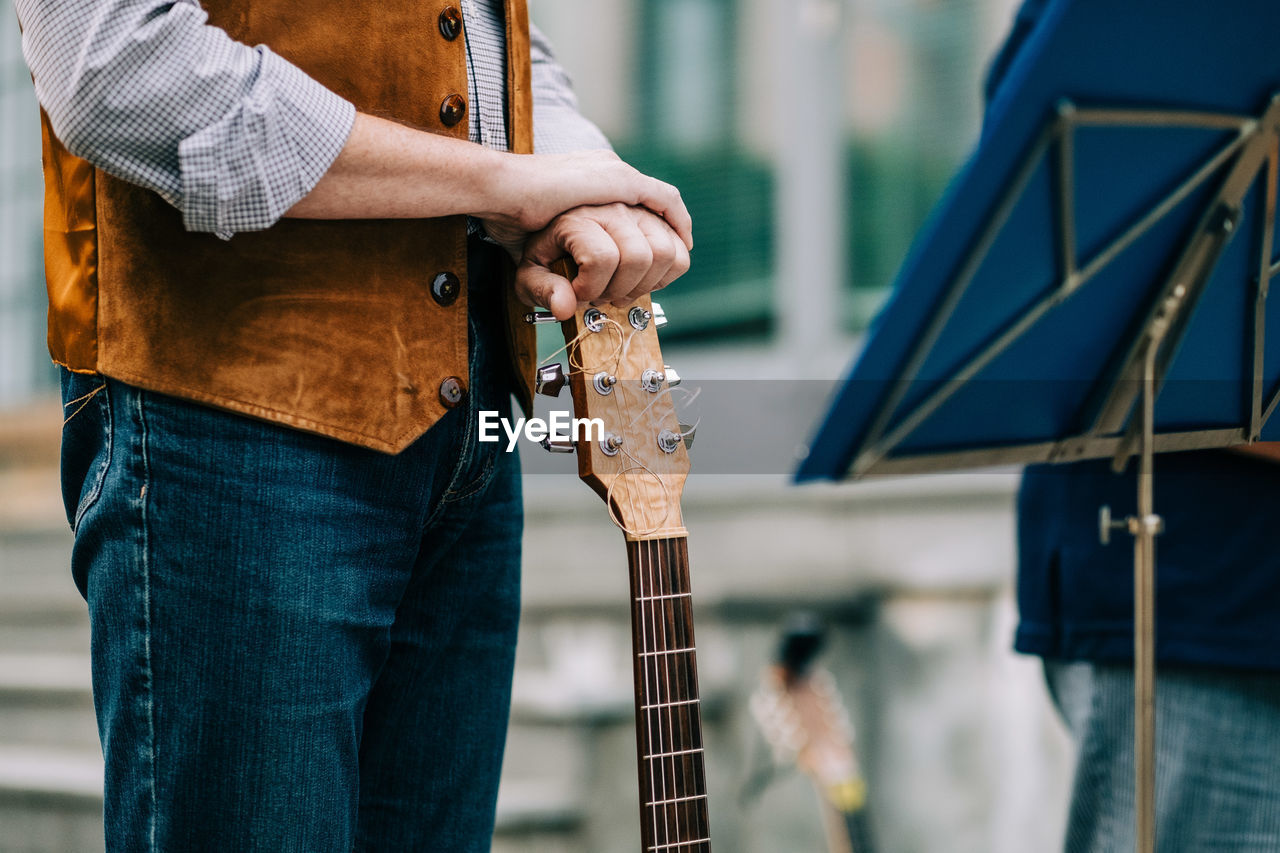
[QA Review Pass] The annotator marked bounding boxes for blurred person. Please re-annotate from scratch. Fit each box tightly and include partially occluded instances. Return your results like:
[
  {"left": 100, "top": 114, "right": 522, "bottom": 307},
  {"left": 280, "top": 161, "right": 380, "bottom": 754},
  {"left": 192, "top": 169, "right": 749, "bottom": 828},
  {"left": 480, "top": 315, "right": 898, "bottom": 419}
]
[
  {"left": 15, "top": 0, "right": 691, "bottom": 849},
  {"left": 991, "top": 2, "right": 1280, "bottom": 850}
]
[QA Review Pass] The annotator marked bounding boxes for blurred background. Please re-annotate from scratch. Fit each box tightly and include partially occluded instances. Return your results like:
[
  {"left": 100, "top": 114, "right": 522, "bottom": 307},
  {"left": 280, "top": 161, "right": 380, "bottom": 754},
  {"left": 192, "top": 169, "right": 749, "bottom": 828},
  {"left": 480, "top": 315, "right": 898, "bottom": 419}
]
[{"left": 0, "top": 0, "right": 1078, "bottom": 850}]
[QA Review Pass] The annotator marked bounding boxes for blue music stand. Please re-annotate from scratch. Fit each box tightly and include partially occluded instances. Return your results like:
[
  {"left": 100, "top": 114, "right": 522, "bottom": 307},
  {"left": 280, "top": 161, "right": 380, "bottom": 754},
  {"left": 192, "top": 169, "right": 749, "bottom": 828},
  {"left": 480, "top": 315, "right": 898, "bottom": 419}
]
[{"left": 796, "top": 3, "right": 1280, "bottom": 850}]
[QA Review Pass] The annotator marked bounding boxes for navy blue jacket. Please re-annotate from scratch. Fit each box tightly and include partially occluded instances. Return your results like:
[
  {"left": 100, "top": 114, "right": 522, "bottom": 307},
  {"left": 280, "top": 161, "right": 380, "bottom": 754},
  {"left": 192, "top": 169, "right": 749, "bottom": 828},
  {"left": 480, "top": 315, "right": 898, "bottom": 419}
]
[
  {"left": 991, "top": 1, "right": 1280, "bottom": 670},
  {"left": 1017, "top": 454, "right": 1280, "bottom": 670}
]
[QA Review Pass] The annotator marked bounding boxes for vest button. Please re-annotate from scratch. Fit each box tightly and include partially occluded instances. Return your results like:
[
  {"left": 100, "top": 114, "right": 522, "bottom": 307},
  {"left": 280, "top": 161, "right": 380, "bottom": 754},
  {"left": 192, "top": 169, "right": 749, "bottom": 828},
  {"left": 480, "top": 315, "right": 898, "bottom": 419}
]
[
  {"left": 440, "top": 94, "right": 467, "bottom": 128},
  {"left": 438, "top": 7, "right": 462, "bottom": 40},
  {"left": 430, "top": 272, "right": 461, "bottom": 306},
  {"left": 439, "top": 376, "right": 466, "bottom": 408}
]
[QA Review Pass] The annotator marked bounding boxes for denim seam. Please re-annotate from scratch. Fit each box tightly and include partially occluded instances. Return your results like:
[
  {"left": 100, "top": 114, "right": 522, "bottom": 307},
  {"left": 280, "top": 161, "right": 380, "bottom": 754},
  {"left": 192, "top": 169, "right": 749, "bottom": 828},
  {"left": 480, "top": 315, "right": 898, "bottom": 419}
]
[
  {"left": 436, "top": 314, "right": 498, "bottom": 508},
  {"left": 72, "top": 381, "right": 114, "bottom": 534},
  {"left": 440, "top": 407, "right": 477, "bottom": 494},
  {"left": 440, "top": 449, "right": 497, "bottom": 505},
  {"left": 133, "top": 388, "right": 159, "bottom": 852}
]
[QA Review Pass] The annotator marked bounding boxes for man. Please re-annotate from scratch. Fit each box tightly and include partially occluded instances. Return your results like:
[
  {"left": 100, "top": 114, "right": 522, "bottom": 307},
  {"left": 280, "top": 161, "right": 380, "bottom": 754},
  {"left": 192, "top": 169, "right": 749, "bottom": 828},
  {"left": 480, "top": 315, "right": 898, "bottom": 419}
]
[
  {"left": 16, "top": 0, "right": 691, "bottom": 849},
  {"left": 991, "top": 3, "right": 1280, "bottom": 850}
]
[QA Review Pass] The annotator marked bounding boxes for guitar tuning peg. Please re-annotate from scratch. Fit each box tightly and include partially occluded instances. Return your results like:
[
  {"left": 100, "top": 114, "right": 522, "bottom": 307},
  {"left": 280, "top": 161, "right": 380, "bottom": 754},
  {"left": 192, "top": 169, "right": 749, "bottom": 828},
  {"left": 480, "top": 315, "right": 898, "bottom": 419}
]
[
  {"left": 524, "top": 311, "right": 561, "bottom": 325},
  {"left": 536, "top": 363, "right": 567, "bottom": 397},
  {"left": 650, "top": 301, "right": 668, "bottom": 329},
  {"left": 663, "top": 365, "right": 681, "bottom": 387},
  {"left": 540, "top": 436, "right": 575, "bottom": 453},
  {"left": 679, "top": 421, "right": 696, "bottom": 450}
]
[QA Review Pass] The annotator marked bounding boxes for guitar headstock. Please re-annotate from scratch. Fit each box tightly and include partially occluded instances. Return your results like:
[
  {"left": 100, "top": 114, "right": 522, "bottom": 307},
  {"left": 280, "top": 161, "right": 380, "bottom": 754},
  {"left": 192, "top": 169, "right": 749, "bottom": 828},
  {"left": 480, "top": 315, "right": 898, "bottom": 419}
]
[
  {"left": 527, "top": 289, "right": 691, "bottom": 542},
  {"left": 750, "top": 621, "right": 866, "bottom": 816}
]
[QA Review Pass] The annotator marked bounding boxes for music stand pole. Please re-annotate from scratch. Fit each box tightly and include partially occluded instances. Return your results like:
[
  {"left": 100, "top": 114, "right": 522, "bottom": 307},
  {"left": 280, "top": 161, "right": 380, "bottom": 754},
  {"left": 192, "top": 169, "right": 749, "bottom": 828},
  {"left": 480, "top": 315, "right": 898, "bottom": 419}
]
[
  {"left": 1134, "top": 313, "right": 1166, "bottom": 853},
  {"left": 1107, "top": 230, "right": 1238, "bottom": 853},
  {"left": 1104, "top": 121, "right": 1267, "bottom": 850},
  {"left": 1105, "top": 288, "right": 1175, "bottom": 853}
]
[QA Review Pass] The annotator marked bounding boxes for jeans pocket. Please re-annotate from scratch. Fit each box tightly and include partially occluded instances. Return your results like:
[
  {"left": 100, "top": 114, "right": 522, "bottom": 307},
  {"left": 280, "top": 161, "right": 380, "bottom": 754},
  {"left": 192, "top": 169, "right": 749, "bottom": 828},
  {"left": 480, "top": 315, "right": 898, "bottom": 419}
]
[
  {"left": 441, "top": 444, "right": 499, "bottom": 504},
  {"left": 60, "top": 370, "right": 113, "bottom": 533}
]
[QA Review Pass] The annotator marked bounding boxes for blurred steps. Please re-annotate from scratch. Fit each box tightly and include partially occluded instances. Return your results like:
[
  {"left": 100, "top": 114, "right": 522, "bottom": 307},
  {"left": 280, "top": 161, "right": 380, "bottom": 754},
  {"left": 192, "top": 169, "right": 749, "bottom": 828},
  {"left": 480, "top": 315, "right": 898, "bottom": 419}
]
[
  {"left": 0, "top": 745, "right": 103, "bottom": 853},
  {"left": 0, "top": 654, "right": 97, "bottom": 753},
  {"left": 0, "top": 462, "right": 104, "bottom": 852}
]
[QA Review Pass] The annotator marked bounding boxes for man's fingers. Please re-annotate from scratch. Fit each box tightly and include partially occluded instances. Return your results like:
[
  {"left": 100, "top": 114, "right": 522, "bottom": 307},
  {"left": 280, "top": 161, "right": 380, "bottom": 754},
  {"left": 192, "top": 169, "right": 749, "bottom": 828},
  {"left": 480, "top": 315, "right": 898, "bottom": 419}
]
[
  {"left": 634, "top": 179, "right": 693, "bottom": 251},
  {"left": 597, "top": 212, "right": 655, "bottom": 305},
  {"left": 515, "top": 260, "right": 577, "bottom": 321},
  {"left": 659, "top": 230, "right": 691, "bottom": 288},
  {"left": 518, "top": 201, "right": 692, "bottom": 319},
  {"left": 559, "top": 218, "right": 620, "bottom": 304},
  {"left": 615, "top": 211, "right": 679, "bottom": 306},
  {"left": 524, "top": 215, "right": 618, "bottom": 305}
]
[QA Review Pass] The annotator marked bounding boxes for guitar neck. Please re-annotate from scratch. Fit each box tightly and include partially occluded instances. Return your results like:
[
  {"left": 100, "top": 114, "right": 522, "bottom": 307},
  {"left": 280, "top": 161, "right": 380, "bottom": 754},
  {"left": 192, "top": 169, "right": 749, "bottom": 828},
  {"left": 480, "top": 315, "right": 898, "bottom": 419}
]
[
  {"left": 626, "top": 536, "right": 712, "bottom": 853},
  {"left": 840, "top": 806, "right": 876, "bottom": 853}
]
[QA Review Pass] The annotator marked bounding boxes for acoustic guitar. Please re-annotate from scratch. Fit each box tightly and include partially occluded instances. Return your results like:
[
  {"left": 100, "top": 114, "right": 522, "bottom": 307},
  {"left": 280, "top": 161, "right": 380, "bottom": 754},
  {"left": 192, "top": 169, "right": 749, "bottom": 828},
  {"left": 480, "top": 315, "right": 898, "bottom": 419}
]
[
  {"left": 526, "top": 293, "right": 711, "bottom": 852},
  {"left": 750, "top": 620, "right": 875, "bottom": 853}
]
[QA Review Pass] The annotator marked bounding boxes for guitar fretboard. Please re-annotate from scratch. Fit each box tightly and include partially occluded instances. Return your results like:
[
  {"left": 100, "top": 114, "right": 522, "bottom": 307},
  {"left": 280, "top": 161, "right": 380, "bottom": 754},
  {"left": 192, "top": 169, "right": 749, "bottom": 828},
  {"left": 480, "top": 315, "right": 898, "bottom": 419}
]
[{"left": 627, "top": 537, "right": 711, "bottom": 853}]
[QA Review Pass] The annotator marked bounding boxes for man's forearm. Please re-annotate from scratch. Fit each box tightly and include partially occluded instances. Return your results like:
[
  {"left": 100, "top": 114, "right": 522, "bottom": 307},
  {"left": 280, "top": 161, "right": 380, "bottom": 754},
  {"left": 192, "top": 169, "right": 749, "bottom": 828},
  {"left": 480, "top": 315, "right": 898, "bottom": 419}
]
[
  {"left": 287, "top": 113, "right": 692, "bottom": 249},
  {"left": 285, "top": 113, "right": 507, "bottom": 221}
]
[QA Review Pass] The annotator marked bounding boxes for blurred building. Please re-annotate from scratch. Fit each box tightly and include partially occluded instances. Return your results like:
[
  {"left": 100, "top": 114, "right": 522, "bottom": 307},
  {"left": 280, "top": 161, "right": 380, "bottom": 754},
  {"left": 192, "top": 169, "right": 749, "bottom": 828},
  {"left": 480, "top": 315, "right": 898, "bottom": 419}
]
[
  {"left": 0, "top": 8, "right": 49, "bottom": 407},
  {"left": 0, "top": 2, "right": 1077, "bottom": 853},
  {"left": 534, "top": 0, "right": 1021, "bottom": 358}
]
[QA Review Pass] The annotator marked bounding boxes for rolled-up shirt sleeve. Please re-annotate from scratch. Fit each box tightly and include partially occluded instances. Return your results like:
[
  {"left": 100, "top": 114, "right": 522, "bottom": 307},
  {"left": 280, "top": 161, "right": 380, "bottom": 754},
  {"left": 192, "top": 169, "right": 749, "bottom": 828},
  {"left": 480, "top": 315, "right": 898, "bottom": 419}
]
[
  {"left": 529, "top": 23, "right": 611, "bottom": 155},
  {"left": 15, "top": 0, "right": 355, "bottom": 239}
]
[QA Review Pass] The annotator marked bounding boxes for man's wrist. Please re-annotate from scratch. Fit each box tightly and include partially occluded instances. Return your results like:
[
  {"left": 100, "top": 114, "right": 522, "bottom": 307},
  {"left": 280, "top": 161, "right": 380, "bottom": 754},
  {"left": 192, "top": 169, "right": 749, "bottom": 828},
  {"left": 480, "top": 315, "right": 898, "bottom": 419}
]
[{"left": 471, "top": 151, "right": 530, "bottom": 227}]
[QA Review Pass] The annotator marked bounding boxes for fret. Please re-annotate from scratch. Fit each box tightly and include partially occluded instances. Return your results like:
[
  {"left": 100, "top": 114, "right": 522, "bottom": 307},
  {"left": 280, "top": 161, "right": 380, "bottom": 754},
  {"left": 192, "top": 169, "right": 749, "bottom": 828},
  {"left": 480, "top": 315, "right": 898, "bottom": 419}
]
[
  {"left": 638, "top": 646, "right": 697, "bottom": 658},
  {"left": 648, "top": 838, "right": 713, "bottom": 851},
  {"left": 644, "top": 793, "right": 709, "bottom": 808},
  {"left": 636, "top": 592, "right": 693, "bottom": 602},
  {"left": 644, "top": 747, "right": 704, "bottom": 761},
  {"left": 641, "top": 698, "right": 701, "bottom": 711}
]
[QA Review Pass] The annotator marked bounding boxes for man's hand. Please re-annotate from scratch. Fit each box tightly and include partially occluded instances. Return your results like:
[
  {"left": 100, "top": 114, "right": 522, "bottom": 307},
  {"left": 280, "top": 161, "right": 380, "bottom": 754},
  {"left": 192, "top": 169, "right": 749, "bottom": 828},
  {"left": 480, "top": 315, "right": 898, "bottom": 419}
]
[
  {"left": 508, "top": 204, "right": 692, "bottom": 321},
  {"left": 481, "top": 151, "right": 693, "bottom": 250}
]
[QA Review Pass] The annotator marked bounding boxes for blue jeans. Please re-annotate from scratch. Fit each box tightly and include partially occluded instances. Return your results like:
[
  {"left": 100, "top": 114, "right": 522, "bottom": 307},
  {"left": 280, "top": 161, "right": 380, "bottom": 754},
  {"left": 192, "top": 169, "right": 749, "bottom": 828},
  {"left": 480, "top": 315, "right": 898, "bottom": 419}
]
[
  {"left": 60, "top": 245, "right": 523, "bottom": 851},
  {"left": 1046, "top": 661, "right": 1280, "bottom": 852}
]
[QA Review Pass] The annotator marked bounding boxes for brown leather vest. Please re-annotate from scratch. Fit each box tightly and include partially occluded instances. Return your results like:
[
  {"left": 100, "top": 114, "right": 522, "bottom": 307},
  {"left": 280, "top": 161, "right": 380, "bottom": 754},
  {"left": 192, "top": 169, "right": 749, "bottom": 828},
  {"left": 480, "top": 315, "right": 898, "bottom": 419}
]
[{"left": 40, "top": 0, "right": 538, "bottom": 453}]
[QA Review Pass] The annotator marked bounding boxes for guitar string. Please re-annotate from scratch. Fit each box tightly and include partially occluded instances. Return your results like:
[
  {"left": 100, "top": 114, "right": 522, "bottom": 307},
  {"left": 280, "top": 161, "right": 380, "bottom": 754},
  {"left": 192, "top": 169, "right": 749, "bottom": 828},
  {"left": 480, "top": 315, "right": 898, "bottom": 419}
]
[
  {"left": 624, "top": 384, "right": 701, "bottom": 431},
  {"left": 675, "top": 539, "right": 700, "bottom": 840},
  {"left": 655, "top": 537, "right": 704, "bottom": 842},
  {"left": 655, "top": 537, "right": 682, "bottom": 844},
  {"left": 605, "top": 455, "right": 673, "bottom": 539},
  {"left": 571, "top": 318, "right": 625, "bottom": 373},
  {"left": 643, "top": 540, "right": 665, "bottom": 847},
  {"left": 638, "top": 540, "right": 663, "bottom": 848},
  {"left": 630, "top": 401, "right": 672, "bottom": 847},
  {"left": 538, "top": 317, "right": 625, "bottom": 372},
  {"left": 668, "top": 537, "right": 692, "bottom": 836},
  {"left": 620, "top": 324, "right": 640, "bottom": 362},
  {"left": 673, "top": 538, "right": 703, "bottom": 839},
  {"left": 676, "top": 537, "right": 707, "bottom": 837}
]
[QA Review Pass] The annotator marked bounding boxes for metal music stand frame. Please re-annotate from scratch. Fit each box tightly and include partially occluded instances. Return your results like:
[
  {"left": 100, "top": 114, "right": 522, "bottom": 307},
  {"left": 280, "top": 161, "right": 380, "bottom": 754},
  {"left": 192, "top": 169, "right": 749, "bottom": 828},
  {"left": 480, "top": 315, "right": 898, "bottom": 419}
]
[{"left": 845, "top": 95, "right": 1280, "bottom": 853}]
